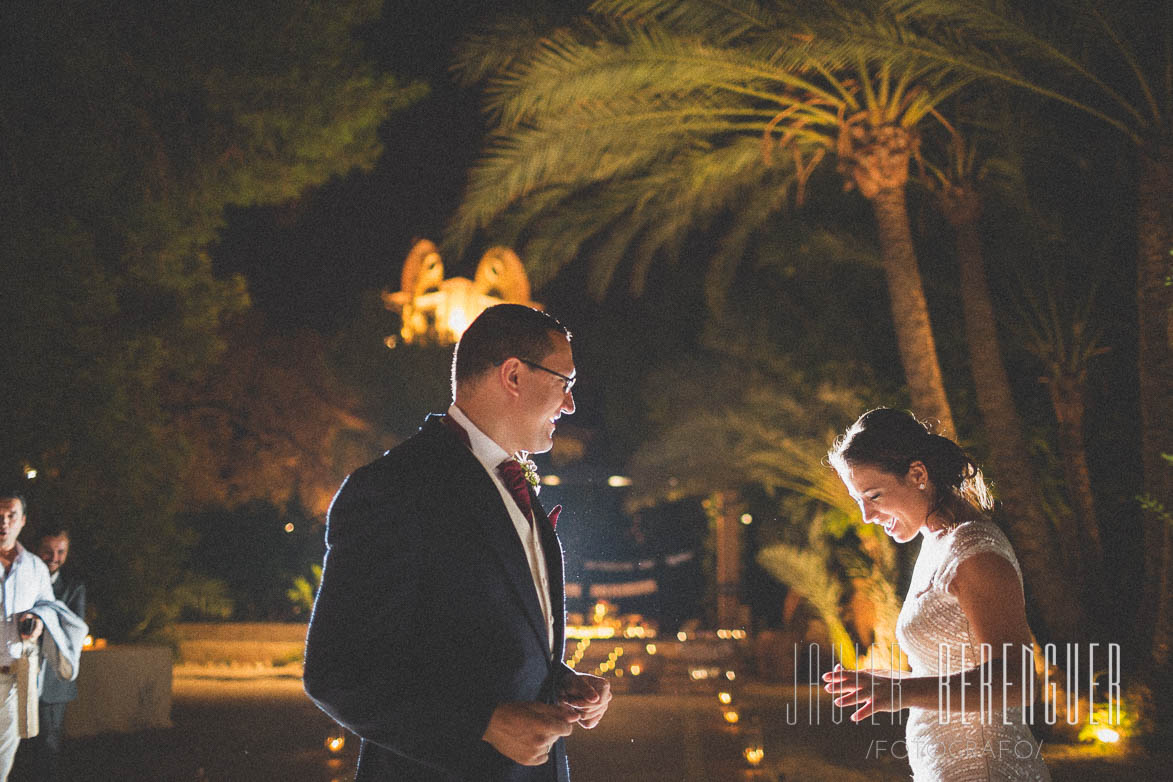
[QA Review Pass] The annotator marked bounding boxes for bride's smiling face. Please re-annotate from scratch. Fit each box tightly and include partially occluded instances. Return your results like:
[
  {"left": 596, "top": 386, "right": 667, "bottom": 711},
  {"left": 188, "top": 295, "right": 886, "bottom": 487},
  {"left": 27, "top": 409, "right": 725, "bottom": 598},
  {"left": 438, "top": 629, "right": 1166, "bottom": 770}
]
[{"left": 838, "top": 462, "right": 933, "bottom": 543}]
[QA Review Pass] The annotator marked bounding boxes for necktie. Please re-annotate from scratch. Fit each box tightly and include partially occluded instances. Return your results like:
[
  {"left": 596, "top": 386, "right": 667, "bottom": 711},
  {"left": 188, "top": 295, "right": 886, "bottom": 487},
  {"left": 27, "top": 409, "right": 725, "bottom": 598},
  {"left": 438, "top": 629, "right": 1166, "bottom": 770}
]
[
  {"left": 447, "top": 415, "right": 561, "bottom": 529},
  {"left": 498, "top": 459, "right": 534, "bottom": 521}
]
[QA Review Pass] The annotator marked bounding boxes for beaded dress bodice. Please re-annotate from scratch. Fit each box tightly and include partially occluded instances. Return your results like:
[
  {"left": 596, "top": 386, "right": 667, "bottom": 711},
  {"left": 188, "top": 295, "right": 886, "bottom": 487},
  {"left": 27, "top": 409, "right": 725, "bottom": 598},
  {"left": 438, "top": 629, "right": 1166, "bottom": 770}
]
[{"left": 894, "top": 520, "right": 1050, "bottom": 781}]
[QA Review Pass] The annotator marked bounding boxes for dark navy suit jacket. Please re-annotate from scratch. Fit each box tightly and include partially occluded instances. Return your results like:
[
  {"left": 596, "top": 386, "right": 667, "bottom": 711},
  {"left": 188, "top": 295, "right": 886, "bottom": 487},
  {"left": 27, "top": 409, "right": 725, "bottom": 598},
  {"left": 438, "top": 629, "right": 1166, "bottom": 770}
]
[{"left": 304, "top": 415, "right": 571, "bottom": 781}]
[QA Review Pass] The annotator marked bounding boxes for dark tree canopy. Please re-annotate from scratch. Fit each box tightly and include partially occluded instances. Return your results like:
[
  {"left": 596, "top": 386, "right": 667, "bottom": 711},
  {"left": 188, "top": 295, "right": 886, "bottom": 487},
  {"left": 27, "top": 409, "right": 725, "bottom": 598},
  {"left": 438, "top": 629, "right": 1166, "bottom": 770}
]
[{"left": 0, "top": 0, "right": 422, "bottom": 640}]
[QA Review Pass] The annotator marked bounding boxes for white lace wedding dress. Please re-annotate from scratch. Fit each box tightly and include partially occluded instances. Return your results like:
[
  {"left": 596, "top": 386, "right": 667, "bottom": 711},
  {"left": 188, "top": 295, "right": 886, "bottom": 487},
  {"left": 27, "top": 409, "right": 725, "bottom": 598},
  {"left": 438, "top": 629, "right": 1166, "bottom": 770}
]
[{"left": 895, "top": 520, "right": 1051, "bottom": 781}]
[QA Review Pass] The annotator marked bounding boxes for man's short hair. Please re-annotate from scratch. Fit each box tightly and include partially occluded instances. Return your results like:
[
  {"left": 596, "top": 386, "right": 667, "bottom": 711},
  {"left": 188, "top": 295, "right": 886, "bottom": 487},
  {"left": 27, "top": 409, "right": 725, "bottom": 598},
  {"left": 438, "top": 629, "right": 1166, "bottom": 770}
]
[
  {"left": 0, "top": 491, "right": 27, "bottom": 516},
  {"left": 40, "top": 528, "right": 70, "bottom": 542},
  {"left": 452, "top": 304, "right": 570, "bottom": 392}
]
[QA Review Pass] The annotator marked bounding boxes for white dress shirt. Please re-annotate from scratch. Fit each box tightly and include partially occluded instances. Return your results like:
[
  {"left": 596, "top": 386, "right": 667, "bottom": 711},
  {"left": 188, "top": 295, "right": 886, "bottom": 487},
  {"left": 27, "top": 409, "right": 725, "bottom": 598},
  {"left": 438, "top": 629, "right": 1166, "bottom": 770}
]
[
  {"left": 1, "top": 543, "right": 54, "bottom": 667},
  {"left": 447, "top": 404, "right": 554, "bottom": 651}
]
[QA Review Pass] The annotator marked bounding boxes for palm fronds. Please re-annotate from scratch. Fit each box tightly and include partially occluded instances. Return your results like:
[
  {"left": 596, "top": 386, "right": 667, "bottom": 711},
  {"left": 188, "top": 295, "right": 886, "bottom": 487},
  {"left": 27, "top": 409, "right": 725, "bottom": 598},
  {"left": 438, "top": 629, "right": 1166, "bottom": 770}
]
[
  {"left": 884, "top": 0, "right": 1169, "bottom": 141},
  {"left": 625, "top": 345, "right": 867, "bottom": 514},
  {"left": 1013, "top": 268, "right": 1109, "bottom": 383},
  {"left": 758, "top": 542, "right": 859, "bottom": 667},
  {"left": 450, "top": 0, "right": 982, "bottom": 300}
]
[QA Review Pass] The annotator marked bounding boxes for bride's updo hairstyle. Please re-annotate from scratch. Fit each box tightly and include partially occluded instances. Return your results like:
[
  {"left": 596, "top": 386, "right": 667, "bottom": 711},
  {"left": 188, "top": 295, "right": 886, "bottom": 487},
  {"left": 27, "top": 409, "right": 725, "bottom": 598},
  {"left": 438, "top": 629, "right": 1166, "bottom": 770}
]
[{"left": 829, "top": 408, "right": 993, "bottom": 524}]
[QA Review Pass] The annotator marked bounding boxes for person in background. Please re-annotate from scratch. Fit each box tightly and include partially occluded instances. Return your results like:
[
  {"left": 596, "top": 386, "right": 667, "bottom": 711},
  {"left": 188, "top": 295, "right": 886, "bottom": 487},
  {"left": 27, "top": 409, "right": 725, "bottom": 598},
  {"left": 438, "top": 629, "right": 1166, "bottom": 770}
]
[
  {"left": 0, "top": 492, "right": 54, "bottom": 782},
  {"left": 16, "top": 529, "right": 85, "bottom": 780}
]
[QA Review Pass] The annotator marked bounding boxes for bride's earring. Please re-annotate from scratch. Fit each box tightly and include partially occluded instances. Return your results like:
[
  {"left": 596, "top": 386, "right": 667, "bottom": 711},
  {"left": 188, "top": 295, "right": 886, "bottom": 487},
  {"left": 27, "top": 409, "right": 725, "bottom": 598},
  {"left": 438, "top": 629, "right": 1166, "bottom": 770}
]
[{"left": 918, "top": 483, "right": 925, "bottom": 490}]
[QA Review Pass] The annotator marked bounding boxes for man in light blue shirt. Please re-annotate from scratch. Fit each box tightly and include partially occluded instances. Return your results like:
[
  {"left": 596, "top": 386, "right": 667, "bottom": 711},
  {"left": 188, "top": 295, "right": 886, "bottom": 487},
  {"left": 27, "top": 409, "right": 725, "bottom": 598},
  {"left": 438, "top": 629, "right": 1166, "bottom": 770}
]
[
  {"left": 0, "top": 491, "right": 54, "bottom": 781},
  {"left": 15, "top": 527, "right": 86, "bottom": 780}
]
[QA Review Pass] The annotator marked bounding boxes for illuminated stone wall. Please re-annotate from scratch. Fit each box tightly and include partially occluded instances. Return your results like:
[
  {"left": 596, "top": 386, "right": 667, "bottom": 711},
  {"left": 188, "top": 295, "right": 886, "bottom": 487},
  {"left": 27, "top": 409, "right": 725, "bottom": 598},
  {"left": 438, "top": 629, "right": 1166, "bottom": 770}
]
[{"left": 64, "top": 645, "right": 172, "bottom": 737}]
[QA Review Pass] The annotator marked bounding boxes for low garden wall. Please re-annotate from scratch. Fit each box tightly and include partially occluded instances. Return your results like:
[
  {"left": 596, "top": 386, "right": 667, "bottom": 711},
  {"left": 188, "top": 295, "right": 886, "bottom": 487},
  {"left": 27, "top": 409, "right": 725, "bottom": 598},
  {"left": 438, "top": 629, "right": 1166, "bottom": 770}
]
[
  {"left": 64, "top": 645, "right": 172, "bottom": 737},
  {"left": 173, "top": 622, "right": 309, "bottom": 665}
]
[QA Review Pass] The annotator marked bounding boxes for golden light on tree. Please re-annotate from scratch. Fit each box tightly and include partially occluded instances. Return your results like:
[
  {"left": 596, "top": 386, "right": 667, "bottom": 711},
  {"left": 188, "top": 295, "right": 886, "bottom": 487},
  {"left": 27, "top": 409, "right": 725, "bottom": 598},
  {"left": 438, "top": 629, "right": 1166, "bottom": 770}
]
[
  {"left": 383, "top": 239, "right": 541, "bottom": 345},
  {"left": 1095, "top": 727, "right": 1120, "bottom": 744}
]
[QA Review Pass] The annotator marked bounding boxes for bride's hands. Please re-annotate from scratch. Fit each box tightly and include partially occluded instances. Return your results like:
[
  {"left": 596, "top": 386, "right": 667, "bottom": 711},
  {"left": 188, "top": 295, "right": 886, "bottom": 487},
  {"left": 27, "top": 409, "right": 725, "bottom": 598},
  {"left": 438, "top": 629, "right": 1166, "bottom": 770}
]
[{"left": 822, "top": 663, "right": 901, "bottom": 722}]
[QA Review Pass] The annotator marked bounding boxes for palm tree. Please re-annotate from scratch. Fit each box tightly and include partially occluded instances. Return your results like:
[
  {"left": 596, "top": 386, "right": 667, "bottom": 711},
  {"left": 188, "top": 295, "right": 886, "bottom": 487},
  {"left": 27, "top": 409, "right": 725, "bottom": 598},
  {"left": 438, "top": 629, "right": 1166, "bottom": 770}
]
[
  {"left": 453, "top": 0, "right": 959, "bottom": 435},
  {"left": 1015, "top": 281, "right": 1108, "bottom": 581},
  {"left": 918, "top": 113, "right": 1085, "bottom": 638},
  {"left": 624, "top": 337, "right": 901, "bottom": 668},
  {"left": 882, "top": 0, "right": 1173, "bottom": 668}
]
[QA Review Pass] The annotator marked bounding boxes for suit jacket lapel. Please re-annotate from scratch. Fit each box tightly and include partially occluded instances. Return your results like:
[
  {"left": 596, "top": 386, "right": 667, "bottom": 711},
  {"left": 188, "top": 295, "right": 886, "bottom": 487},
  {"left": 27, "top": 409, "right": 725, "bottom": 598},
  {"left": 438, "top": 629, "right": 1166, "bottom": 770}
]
[
  {"left": 532, "top": 492, "right": 565, "bottom": 660},
  {"left": 424, "top": 417, "right": 553, "bottom": 655}
]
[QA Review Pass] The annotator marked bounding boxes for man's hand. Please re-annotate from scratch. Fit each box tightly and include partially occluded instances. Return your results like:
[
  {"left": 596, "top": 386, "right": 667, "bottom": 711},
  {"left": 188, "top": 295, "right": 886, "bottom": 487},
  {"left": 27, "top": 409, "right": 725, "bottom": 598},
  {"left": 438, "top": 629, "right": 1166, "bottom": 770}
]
[
  {"left": 559, "top": 671, "right": 612, "bottom": 729},
  {"left": 482, "top": 701, "right": 578, "bottom": 765},
  {"left": 18, "top": 613, "right": 42, "bottom": 642}
]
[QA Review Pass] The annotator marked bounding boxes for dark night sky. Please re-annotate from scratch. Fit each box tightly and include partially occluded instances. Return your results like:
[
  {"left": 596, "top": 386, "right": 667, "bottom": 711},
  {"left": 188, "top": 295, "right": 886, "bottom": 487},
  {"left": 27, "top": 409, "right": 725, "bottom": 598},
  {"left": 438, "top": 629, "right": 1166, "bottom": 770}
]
[{"left": 210, "top": 0, "right": 588, "bottom": 334}]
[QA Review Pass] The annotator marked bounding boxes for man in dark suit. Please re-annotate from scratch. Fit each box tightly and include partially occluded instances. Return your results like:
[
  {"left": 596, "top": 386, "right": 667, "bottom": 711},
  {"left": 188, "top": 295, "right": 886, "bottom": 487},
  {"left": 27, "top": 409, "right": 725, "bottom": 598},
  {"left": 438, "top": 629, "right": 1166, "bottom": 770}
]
[
  {"left": 19, "top": 528, "right": 85, "bottom": 780},
  {"left": 305, "top": 304, "right": 611, "bottom": 781}
]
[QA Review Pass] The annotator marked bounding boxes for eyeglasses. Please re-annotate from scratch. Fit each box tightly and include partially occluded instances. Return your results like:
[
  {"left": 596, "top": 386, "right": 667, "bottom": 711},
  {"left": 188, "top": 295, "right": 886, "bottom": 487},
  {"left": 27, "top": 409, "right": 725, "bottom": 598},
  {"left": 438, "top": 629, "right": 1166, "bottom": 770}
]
[{"left": 517, "top": 357, "right": 576, "bottom": 394}]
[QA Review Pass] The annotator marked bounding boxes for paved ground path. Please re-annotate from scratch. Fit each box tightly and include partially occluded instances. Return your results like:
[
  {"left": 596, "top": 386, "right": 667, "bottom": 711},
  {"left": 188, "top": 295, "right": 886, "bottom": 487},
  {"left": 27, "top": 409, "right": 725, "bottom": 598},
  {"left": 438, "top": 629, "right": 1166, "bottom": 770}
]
[{"left": 26, "top": 671, "right": 1167, "bottom": 781}]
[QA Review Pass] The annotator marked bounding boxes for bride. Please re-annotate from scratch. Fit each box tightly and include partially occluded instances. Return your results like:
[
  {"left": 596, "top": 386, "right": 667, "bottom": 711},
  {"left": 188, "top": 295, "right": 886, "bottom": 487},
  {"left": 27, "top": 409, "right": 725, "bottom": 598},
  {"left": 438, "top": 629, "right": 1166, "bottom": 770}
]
[{"left": 823, "top": 408, "right": 1050, "bottom": 781}]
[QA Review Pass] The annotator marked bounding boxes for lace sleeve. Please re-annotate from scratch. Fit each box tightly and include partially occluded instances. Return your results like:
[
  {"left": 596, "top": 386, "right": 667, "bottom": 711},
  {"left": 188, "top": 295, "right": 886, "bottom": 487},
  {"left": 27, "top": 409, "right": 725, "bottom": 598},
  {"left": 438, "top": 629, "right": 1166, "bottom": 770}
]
[{"left": 934, "top": 520, "right": 1023, "bottom": 593}]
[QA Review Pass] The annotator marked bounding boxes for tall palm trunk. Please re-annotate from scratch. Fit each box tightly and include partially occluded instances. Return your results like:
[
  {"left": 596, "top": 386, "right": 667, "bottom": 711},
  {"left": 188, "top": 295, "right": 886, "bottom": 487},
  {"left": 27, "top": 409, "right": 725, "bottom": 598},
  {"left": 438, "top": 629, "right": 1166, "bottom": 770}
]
[
  {"left": 848, "top": 125, "right": 955, "bottom": 436},
  {"left": 941, "top": 184, "right": 1084, "bottom": 641},
  {"left": 1136, "top": 141, "right": 1173, "bottom": 666},
  {"left": 711, "top": 490, "right": 745, "bottom": 630},
  {"left": 868, "top": 186, "right": 957, "bottom": 437},
  {"left": 1042, "top": 372, "right": 1099, "bottom": 566}
]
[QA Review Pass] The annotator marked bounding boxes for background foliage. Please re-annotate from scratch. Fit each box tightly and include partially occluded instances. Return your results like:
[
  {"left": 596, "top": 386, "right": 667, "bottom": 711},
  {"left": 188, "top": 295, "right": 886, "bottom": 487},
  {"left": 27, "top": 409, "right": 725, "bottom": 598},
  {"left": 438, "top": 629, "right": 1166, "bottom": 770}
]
[{"left": 0, "top": 0, "right": 422, "bottom": 639}]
